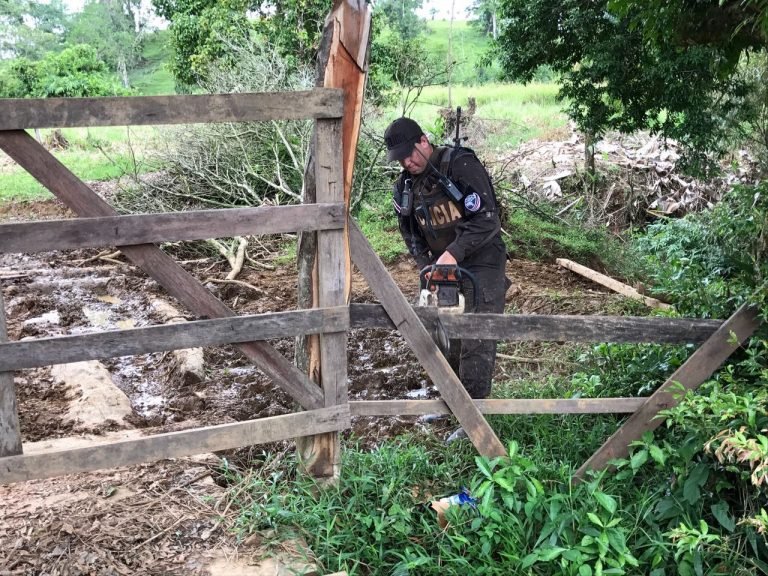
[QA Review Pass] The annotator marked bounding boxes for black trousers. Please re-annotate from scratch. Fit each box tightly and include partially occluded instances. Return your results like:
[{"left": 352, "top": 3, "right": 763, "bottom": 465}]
[{"left": 446, "top": 236, "right": 508, "bottom": 399}]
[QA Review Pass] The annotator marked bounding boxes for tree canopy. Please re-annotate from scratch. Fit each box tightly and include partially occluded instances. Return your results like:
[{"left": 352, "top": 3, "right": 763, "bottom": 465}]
[
  {"left": 494, "top": 0, "right": 768, "bottom": 171},
  {"left": 0, "top": 0, "right": 69, "bottom": 60}
]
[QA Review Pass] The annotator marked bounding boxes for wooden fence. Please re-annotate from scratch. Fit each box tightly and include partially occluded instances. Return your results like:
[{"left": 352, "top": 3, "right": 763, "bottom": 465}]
[
  {"left": 0, "top": 92, "right": 763, "bottom": 485},
  {"left": 0, "top": 91, "right": 351, "bottom": 483}
]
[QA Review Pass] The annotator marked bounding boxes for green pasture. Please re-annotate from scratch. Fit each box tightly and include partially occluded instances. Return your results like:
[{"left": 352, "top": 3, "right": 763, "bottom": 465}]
[
  {"left": 0, "top": 126, "right": 156, "bottom": 202},
  {"left": 383, "top": 82, "right": 568, "bottom": 151}
]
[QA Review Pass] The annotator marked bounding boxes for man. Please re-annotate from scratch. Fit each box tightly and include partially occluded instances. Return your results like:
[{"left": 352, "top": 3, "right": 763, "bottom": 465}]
[{"left": 384, "top": 116, "right": 507, "bottom": 408}]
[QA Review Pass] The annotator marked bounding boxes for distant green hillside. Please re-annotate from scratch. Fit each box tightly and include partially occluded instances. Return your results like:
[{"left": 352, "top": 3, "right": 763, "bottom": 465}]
[
  {"left": 423, "top": 19, "right": 501, "bottom": 85},
  {"left": 129, "top": 30, "right": 176, "bottom": 95}
]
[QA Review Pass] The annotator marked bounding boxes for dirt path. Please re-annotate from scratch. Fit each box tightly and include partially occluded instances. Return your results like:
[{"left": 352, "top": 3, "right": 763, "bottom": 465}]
[{"left": 0, "top": 200, "right": 629, "bottom": 574}]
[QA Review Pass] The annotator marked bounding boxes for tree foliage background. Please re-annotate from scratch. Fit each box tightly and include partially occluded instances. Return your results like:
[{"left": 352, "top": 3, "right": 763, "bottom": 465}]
[
  {"left": 493, "top": 0, "right": 768, "bottom": 172},
  {"left": 0, "top": 0, "right": 146, "bottom": 97}
]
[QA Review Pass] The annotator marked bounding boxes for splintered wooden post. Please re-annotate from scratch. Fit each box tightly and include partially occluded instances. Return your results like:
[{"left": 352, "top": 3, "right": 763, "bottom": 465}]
[
  {"left": 576, "top": 303, "right": 762, "bottom": 480},
  {"left": 0, "top": 290, "right": 22, "bottom": 457},
  {"left": 301, "top": 119, "right": 347, "bottom": 479}
]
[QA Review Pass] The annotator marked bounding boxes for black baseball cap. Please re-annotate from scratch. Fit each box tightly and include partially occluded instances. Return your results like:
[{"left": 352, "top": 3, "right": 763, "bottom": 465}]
[{"left": 384, "top": 117, "right": 424, "bottom": 162}]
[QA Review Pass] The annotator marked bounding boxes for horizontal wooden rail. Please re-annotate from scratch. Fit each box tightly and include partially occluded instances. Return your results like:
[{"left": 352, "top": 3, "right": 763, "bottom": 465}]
[
  {"left": 349, "top": 398, "right": 645, "bottom": 416},
  {"left": 0, "top": 307, "right": 348, "bottom": 371},
  {"left": 0, "top": 90, "right": 344, "bottom": 130},
  {"left": 0, "top": 204, "right": 345, "bottom": 254},
  {"left": 0, "top": 404, "right": 350, "bottom": 484},
  {"left": 349, "top": 304, "right": 722, "bottom": 344}
]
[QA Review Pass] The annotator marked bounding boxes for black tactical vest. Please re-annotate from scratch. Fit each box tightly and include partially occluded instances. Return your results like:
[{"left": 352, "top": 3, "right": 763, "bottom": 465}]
[{"left": 406, "top": 146, "right": 465, "bottom": 255}]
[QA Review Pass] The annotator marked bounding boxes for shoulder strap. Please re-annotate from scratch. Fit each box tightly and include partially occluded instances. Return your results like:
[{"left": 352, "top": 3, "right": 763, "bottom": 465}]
[{"left": 438, "top": 145, "right": 479, "bottom": 179}]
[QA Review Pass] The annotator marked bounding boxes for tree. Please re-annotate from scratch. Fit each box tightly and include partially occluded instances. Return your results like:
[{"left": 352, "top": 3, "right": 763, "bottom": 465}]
[
  {"left": 469, "top": 0, "right": 500, "bottom": 39},
  {"left": 152, "top": 0, "right": 328, "bottom": 89},
  {"left": 368, "top": 8, "right": 446, "bottom": 111},
  {"left": 375, "top": 0, "right": 425, "bottom": 41},
  {"left": 68, "top": 0, "right": 146, "bottom": 87},
  {"left": 494, "top": 0, "right": 763, "bottom": 173},
  {"left": 0, "top": 0, "right": 69, "bottom": 60}
]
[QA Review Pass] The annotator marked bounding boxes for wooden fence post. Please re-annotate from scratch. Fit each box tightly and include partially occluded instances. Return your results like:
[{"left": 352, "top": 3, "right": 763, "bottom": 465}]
[
  {"left": 0, "top": 290, "right": 22, "bottom": 457},
  {"left": 300, "top": 119, "right": 347, "bottom": 479},
  {"left": 576, "top": 303, "right": 762, "bottom": 479}
]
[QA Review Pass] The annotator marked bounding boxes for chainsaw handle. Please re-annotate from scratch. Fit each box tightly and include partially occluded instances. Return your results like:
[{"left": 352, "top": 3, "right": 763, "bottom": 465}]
[{"left": 419, "top": 264, "right": 480, "bottom": 309}]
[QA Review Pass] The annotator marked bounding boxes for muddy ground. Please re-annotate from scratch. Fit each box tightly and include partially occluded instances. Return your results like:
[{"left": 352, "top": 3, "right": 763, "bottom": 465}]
[{"left": 0, "top": 198, "right": 629, "bottom": 575}]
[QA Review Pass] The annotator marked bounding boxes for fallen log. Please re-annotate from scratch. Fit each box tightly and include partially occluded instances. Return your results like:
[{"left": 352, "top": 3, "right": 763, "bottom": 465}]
[{"left": 556, "top": 258, "right": 672, "bottom": 310}]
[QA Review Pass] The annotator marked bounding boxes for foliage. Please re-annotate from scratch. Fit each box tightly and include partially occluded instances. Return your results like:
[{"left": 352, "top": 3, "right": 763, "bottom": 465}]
[
  {"left": 634, "top": 183, "right": 768, "bottom": 318},
  {"left": 375, "top": 0, "right": 425, "bottom": 41},
  {"left": 608, "top": 0, "right": 768, "bottom": 69},
  {"left": 492, "top": 0, "right": 758, "bottom": 173},
  {"left": 115, "top": 39, "right": 313, "bottom": 213},
  {"left": 368, "top": 21, "right": 447, "bottom": 112},
  {"left": 230, "top": 432, "right": 766, "bottom": 575},
  {"left": 249, "top": 0, "right": 329, "bottom": 70},
  {"left": 67, "top": 0, "right": 146, "bottom": 86},
  {"left": 731, "top": 52, "right": 768, "bottom": 171},
  {"left": 0, "top": 0, "right": 69, "bottom": 60},
  {"left": 151, "top": 0, "right": 253, "bottom": 88},
  {"left": 152, "top": 0, "right": 332, "bottom": 89},
  {"left": 468, "top": 0, "right": 500, "bottom": 39},
  {"left": 0, "top": 44, "right": 130, "bottom": 98}
]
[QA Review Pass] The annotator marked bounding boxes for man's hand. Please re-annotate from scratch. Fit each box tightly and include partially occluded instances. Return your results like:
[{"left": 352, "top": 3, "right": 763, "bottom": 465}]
[
  {"left": 435, "top": 251, "right": 457, "bottom": 267},
  {"left": 423, "top": 251, "right": 458, "bottom": 282}
]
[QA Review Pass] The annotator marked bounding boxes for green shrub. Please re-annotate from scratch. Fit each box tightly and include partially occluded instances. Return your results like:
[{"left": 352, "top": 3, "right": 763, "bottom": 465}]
[{"left": 634, "top": 183, "right": 767, "bottom": 318}]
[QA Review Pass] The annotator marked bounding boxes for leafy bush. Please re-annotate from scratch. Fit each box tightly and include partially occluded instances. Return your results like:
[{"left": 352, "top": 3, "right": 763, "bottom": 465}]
[
  {"left": 0, "top": 44, "right": 129, "bottom": 98},
  {"left": 634, "top": 183, "right": 767, "bottom": 318}
]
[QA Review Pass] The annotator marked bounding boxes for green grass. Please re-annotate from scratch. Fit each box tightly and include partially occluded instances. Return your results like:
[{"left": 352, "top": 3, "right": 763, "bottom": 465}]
[
  {"left": 0, "top": 127, "right": 157, "bottom": 202},
  {"left": 381, "top": 82, "right": 568, "bottom": 152},
  {"left": 129, "top": 30, "right": 176, "bottom": 95}
]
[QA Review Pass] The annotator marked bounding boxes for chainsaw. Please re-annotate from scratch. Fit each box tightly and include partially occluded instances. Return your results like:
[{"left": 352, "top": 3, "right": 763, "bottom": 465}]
[{"left": 418, "top": 264, "right": 478, "bottom": 355}]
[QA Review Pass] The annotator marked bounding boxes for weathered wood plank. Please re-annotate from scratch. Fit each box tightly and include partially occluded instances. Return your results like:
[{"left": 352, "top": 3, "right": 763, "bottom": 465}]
[
  {"left": 0, "top": 293, "right": 22, "bottom": 457},
  {"left": 349, "top": 303, "right": 722, "bottom": 343},
  {"left": 349, "top": 398, "right": 645, "bottom": 416},
  {"left": 576, "top": 304, "right": 762, "bottom": 479},
  {"left": 0, "top": 204, "right": 345, "bottom": 254},
  {"left": 0, "top": 307, "right": 349, "bottom": 371},
  {"left": 305, "top": 118, "right": 347, "bottom": 478},
  {"left": 0, "top": 405, "right": 351, "bottom": 484},
  {"left": 349, "top": 220, "right": 506, "bottom": 458},
  {"left": 557, "top": 258, "right": 672, "bottom": 310},
  {"left": 0, "top": 90, "right": 344, "bottom": 130},
  {"left": 0, "top": 130, "right": 324, "bottom": 411}
]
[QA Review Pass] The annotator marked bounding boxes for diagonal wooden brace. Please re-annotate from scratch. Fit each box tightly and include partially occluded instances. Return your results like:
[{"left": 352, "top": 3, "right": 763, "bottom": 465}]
[
  {"left": 349, "top": 220, "right": 506, "bottom": 458},
  {"left": 575, "top": 303, "right": 762, "bottom": 479},
  {"left": 0, "top": 130, "right": 324, "bottom": 410}
]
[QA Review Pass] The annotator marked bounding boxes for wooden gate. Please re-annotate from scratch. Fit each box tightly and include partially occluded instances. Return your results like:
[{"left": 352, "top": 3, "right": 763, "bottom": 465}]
[
  {"left": 0, "top": 92, "right": 763, "bottom": 485},
  {"left": 0, "top": 91, "right": 350, "bottom": 483}
]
